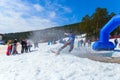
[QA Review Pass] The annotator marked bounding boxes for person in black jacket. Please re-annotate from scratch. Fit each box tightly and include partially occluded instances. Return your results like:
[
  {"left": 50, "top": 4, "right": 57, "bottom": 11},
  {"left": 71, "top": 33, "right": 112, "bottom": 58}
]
[
  {"left": 20, "top": 39, "right": 27, "bottom": 53},
  {"left": 114, "top": 38, "right": 118, "bottom": 47},
  {"left": 11, "top": 39, "right": 18, "bottom": 55}
]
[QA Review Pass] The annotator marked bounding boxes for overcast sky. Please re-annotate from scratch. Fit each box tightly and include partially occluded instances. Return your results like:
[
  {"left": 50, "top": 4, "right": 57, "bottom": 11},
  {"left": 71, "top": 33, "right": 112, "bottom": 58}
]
[{"left": 0, "top": 0, "right": 120, "bottom": 33}]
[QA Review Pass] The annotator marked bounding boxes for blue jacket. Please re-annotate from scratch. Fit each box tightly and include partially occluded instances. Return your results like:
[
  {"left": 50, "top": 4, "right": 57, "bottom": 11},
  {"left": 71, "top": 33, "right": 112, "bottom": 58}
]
[{"left": 67, "top": 33, "right": 75, "bottom": 45}]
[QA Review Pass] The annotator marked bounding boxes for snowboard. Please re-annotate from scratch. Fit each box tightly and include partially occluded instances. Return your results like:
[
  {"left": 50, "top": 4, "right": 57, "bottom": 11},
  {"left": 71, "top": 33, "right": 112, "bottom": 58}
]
[{"left": 50, "top": 50, "right": 59, "bottom": 55}]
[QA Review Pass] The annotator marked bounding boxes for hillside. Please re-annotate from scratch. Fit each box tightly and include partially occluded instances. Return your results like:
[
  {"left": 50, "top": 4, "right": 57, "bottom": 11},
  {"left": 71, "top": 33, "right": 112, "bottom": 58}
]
[{"left": 3, "top": 23, "right": 80, "bottom": 43}]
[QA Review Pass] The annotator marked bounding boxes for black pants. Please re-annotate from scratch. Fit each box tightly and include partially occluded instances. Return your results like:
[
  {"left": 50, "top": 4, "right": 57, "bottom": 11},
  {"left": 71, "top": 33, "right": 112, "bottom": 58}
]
[
  {"left": 21, "top": 46, "right": 26, "bottom": 53},
  {"left": 58, "top": 42, "right": 74, "bottom": 53}
]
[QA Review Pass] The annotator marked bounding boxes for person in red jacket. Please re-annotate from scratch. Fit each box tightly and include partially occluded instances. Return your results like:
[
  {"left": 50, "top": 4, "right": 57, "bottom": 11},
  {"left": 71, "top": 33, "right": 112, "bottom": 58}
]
[{"left": 6, "top": 40, "right": 12, "bottom": 56}]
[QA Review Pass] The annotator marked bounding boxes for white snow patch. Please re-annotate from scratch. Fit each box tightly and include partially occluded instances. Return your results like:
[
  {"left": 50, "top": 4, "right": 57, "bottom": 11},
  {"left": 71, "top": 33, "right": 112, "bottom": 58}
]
[{"left": 0, "top": 36, "right": 120, "bottom": 80}]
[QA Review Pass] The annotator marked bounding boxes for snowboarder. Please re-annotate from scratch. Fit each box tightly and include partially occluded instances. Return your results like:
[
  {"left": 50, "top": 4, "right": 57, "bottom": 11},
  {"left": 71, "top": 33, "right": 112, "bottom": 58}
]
[{"left": 56, "top": 31, "right": 76, "bottom": 55}]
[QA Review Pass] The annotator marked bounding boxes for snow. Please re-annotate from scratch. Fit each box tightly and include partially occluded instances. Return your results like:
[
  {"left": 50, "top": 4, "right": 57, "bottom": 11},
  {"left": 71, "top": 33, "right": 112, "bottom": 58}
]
[{"left": 0, "top": 36, "right": 120, "bottom": 80}]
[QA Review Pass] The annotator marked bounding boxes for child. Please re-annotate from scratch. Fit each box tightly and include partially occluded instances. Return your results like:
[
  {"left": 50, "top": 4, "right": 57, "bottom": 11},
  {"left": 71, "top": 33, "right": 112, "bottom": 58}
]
[
  {"left": 6, "top": 40, "right": 12, "bottom": 56},
  {"left": 11, "top": 39, "right": 18, "bottom": 55}
]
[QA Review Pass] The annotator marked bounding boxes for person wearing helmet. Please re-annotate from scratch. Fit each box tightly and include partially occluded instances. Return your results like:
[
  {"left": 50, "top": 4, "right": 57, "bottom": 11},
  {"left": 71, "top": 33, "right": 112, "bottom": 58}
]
[{"left": 57, "top": 31, "right": 75, "bottom": 54}]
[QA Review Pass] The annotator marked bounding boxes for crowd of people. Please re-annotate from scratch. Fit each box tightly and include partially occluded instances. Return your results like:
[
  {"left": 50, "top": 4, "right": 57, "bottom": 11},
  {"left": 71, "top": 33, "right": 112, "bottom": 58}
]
[
  {"left": 6, "top": 39, "right": 33, "bottom": 56},
  {"left": 7, "top": 32, "right": 120, "bottom": 57},
  {"left": 77, "top": 39, "right": 92, "bottom": 47},
  {"left": 6, "top": 32, "right": 120, "bottom": 56}
]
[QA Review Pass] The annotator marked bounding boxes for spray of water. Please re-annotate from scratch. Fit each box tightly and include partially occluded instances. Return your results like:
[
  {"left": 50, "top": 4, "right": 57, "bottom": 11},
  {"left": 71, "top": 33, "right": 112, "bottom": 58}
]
[{"left": 28, "top": 28, "right": 69, "bottom": 43}]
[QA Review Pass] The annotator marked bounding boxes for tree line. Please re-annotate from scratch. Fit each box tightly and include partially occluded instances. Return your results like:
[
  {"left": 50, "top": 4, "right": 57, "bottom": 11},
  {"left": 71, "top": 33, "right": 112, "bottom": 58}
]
[
  {"left": 79, "top": 7, "right": 119, "bottom": 39},
  {"left": 61, "top": 7, "right": 120, "bottom": 40}
]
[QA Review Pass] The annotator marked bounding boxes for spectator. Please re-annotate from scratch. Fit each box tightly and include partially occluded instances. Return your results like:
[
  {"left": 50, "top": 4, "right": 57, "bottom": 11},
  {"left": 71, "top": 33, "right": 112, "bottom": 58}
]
[
  {"left": 114, "top": 38, "right": 118, "bottom": 47},
  {"left": 88, "top": 39, "right": 91, "bottom": 47},
  {"left": 11, "top": 39, "right": 18, "bottom": 55},
  {"left": 6, "top": 40, "right": 12, "bottom": 56},
  {"left": 20, "top": 39, "right": 27, "bottom": 53},
  {"left": 27, "top": 39, "right": 32, "bottom": 52}
]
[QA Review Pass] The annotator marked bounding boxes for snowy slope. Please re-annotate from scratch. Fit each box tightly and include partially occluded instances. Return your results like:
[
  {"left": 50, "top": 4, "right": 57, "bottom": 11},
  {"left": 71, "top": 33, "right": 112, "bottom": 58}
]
[{"left": 0, "top": 41, "right": 120, "bottom": 80}]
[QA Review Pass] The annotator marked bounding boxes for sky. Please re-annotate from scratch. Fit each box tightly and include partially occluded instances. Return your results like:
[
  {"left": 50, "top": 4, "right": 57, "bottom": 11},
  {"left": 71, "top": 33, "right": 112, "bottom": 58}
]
[{"left": 0, "top": 0, "right": 120, "bottom": 33}]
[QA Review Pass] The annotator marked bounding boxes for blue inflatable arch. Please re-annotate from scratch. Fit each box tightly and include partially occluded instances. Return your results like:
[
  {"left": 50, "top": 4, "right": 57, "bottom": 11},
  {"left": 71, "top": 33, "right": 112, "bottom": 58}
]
[{"left": 92, "top": 15, "right": 120, "bottom": 50}]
